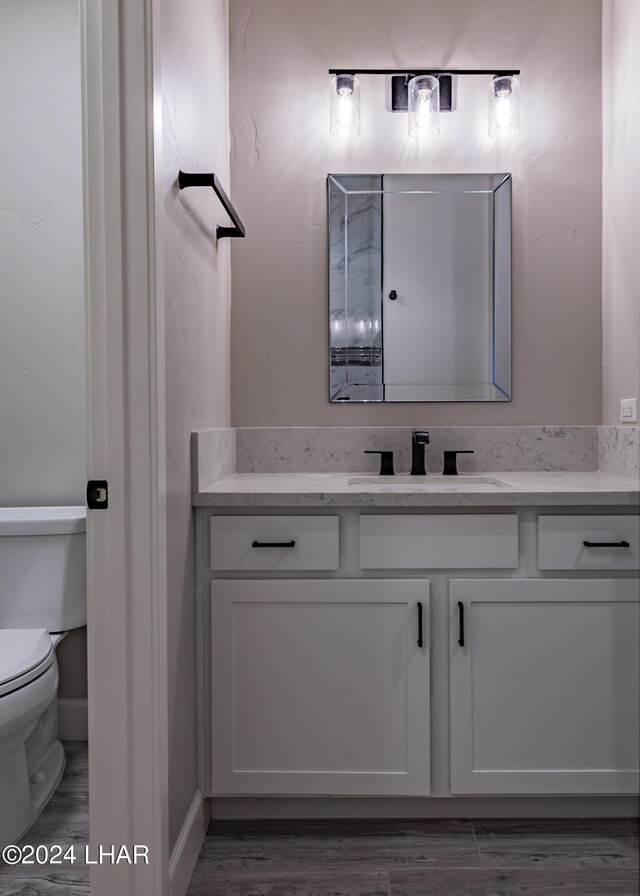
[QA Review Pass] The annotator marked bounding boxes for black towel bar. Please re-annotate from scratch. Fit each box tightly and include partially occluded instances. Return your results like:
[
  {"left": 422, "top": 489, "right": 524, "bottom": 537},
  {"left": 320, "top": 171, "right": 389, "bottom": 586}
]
[{"left": 177, "top": 171, "right": 246, "bottom": 239}]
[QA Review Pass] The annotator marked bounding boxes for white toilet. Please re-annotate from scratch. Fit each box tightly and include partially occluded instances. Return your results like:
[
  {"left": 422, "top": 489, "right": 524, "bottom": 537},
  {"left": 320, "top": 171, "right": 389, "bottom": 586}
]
[{"left": 0, "top": 506, "right": 87, "bottom": 847}]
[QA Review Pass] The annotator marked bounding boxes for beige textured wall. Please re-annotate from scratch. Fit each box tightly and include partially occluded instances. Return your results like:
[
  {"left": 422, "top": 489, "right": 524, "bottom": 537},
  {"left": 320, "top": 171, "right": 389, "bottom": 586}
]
[
  {"left": 159, "top": 0, "right": 231, "bottom": 852},
  {"left": 602, "top": 0, "right": 640, "bottom": 425},
  {"left": 230, "top": 0, "right": 602, "bottom": 426}
]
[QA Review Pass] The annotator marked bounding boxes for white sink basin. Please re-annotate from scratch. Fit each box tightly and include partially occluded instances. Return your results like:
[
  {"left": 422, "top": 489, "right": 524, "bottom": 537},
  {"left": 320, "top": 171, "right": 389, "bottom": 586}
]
[{"left": 348, "top": 474, "right": 510, "bottom": 488}]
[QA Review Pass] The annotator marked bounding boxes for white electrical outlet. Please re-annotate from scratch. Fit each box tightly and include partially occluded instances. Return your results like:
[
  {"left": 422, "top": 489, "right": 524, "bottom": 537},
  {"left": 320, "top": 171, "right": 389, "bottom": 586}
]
[{"left": 620, "top": 398, "right": 638, "bottom": 423}]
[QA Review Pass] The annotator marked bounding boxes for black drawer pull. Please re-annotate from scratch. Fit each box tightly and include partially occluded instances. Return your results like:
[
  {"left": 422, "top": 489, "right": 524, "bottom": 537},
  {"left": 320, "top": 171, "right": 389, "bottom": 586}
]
[
  {"left": 252, "top": 540, "right": 296, "bottom": 548},
  {"left": 457, "top": 601, "right": 465, "bottom": 647},
  {"left": 417, "top": 602, "right": 423, "bottom": 648},
  {"left": 583, "top": 540, "right": 630, "bottom": 548}
]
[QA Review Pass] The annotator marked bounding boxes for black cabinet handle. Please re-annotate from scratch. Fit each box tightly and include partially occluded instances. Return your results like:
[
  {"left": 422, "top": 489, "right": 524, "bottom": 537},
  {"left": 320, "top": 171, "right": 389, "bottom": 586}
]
[
  {"left": 388, "top": 289, "right": 398, "bottom": 300},
  {"left": 583, "top": 540, "right": 630, "bottom": 548},
  {"left": 417, "top": 602, "right": 423, "bottom": 648},
  {"left": 457, "top": 601, "right": 465, "bottom": 647},
  {"left": 252, "top": 540, "right": 296, "bottom": 548}
]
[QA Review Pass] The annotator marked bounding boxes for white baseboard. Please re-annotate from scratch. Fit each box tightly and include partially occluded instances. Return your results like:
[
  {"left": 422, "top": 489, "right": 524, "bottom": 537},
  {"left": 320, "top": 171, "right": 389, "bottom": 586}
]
[
  {"left": 57, "top": 698, "right": 88, "bottom": 741},
  {"left": 209, "top": 795, "right": 640, "bottom": 820},
  {"left": 169, "top": 790, "right": 209, "bottom": 896}
]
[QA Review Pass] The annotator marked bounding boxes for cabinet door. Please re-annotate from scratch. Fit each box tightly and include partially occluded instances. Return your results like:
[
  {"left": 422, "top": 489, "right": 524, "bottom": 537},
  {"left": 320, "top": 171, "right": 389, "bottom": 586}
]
[
  {"left": 211, "top": 579, "right": 430, "bottom": 796},
  {"left": 450, "top": 579, "right": 640, "bottom": 795}
]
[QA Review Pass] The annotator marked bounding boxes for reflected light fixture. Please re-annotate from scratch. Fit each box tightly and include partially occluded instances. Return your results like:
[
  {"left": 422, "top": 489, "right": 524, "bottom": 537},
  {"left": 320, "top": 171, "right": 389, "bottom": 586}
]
[{"left": 328, "top": 68, "right": 520, "bottom": 140}]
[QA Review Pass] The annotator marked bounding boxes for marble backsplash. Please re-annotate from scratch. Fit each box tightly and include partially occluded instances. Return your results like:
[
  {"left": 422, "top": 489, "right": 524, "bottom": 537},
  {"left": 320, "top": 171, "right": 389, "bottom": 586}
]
[
  {"left": 234, "top": 427, "right": 600, "bottom": 475},
  {"left": 191, "top": 427, "right": 236, "bottom": 492},
  {"left": 192, "top": 426, "right": 640, "bottom": 492},
  {"left": 599, "top": 426, "right": 640, "bottom": 479},
  {"left": 192, "top": 426, "right": 640, "bottom": 484}
]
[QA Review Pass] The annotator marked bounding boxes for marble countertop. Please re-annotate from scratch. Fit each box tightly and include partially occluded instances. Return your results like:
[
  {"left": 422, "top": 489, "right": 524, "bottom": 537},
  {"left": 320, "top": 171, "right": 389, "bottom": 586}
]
[{"left": 194, "top": 471, "right": 640, "bottom": 508}]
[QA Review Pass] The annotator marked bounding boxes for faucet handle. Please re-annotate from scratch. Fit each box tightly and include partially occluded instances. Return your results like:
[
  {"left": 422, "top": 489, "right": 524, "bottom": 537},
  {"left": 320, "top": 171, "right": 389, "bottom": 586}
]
[
  {"left": 443, "top": 450, "right": 474, "bottom": 476},
  {"left": 364, "top": 450, "right": 395, "bottom": 476}
]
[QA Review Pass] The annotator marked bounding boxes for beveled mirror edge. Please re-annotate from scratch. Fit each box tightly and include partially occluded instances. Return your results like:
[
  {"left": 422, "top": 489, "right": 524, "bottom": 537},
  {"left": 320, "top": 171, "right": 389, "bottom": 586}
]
[{"left": 328, "top": 173, "right": 512, "bottom": 403}]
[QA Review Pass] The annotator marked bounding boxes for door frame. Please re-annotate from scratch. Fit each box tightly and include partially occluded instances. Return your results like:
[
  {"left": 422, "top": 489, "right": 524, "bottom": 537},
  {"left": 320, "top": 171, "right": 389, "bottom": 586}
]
[{"left": 82, "top": 0, "right": 169, "bottom": 893}]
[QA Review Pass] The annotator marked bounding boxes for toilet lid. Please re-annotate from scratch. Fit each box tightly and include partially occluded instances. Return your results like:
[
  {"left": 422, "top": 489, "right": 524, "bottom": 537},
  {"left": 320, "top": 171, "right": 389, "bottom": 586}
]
[{"left": 0, "top": 629, "right": 54, "bottom": 696}]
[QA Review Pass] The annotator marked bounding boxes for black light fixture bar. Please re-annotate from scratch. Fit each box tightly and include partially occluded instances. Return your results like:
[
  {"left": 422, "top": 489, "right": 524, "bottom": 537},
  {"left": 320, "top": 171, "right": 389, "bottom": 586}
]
[
  {"left": 178, "top": 171, "right": 246, "bottom": 239},
  {"left": 329, "top": 68, "right": 520, "bottom": 76}
]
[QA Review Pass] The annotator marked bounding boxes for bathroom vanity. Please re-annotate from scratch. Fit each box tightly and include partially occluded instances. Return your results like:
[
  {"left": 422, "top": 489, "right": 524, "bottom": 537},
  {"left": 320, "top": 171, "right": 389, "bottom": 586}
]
[{"left": 194, "top": 472, "right": 639, "bottom": 811}]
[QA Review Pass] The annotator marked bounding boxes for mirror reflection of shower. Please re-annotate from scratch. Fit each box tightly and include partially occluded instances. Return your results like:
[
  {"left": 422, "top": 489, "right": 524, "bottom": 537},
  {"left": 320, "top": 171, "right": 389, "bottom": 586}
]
[{"left": 328, "top": 173, "right": 512, "bottom": 403}]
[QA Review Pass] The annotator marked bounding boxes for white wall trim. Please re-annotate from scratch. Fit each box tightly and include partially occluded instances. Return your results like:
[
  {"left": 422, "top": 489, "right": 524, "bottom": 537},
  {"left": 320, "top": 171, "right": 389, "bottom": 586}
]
[
  {"left": 58, "top": 699, "right": 88, "bottom": 742},
  {"left": 169, "top": 791, "right": 209, "bottom": 896},
  {"left": 82, "top": 0, "right": 169, "bottom": 893}
]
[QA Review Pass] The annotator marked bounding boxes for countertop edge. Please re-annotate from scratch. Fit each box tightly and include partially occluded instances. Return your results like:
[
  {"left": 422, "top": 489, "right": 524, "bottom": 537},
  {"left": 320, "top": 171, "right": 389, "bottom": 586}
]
[
  {"left": 193, "top": 492, "right": 640, "bottom": 508},
  {"left": 192, "top": 472, "right": 640, "bottom": 508}
]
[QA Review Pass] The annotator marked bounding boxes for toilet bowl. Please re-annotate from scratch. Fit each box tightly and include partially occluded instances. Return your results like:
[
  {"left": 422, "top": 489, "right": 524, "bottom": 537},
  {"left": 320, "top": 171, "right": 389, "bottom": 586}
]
[{"left": 0, "top": 507, "right": 86, "bottom": 847}]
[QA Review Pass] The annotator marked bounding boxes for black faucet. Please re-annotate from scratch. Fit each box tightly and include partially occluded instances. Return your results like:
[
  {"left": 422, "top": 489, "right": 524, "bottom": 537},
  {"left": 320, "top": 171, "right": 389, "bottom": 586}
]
[
  {"left": 364, "top": 450, "right": 395, "bottom": 475},
  {"left": 443, "top": 449, "right": 475, "bottom": 475},
  {"left": 411, "top": 430, "right": 430, "bottom": 475}
]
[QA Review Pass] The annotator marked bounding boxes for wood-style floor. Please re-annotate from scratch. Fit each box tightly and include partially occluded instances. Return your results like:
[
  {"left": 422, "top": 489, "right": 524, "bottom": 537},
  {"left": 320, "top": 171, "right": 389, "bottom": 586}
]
[
  {"left": 0, "top": 744, "right": 638, "bottom": 895},
  {"left": 187, "top": 817, "right": 640, "bottom": 896},
  {"left": 0, "top": 742, "right": 89, "bottom": 895}
]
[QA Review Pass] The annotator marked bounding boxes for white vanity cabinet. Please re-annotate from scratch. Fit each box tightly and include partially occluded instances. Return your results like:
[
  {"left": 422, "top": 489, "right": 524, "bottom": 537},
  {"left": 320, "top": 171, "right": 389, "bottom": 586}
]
[
  {"left": 449, "top": 578, "right": 640, "bottom": 796},
  {"left": 199, "top": 502, "right": 640, "bottom": 806},
  {"left": 210, "top": 578, "right": 430, "bottom": 796}
]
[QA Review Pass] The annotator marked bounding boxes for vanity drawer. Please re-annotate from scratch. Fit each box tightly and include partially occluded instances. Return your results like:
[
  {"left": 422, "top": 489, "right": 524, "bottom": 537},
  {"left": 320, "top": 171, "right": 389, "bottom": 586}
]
[
  {"left": 359, "top": 514, "right": 518, "bottom": 569},
  {"left": 538, "top": 515, "right": 640, "bottom": 570},
  {"left": 210, "top": 516, "right": 339, "bottom": 571}
]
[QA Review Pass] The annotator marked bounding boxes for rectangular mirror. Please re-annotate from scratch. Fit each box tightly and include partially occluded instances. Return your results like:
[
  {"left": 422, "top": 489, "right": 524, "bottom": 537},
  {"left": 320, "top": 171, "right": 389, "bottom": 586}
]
[{"left": 328, "top": 173, "right": 512, "bottom": 402}]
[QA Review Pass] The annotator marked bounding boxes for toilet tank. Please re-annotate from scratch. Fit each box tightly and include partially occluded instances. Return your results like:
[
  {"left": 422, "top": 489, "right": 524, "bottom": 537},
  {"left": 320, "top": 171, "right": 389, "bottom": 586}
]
[{"left": 0, "top": 507, "right": 87, "bottom": 631}]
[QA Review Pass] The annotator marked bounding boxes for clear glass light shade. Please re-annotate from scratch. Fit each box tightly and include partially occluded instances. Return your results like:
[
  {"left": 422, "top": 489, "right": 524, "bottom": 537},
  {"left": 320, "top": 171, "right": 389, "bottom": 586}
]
[
  {"left": 329, "top": 74, "right": 361, "bottom": 137},
  {"left": 408, "top": 75, "right": 440, "bottom": 138},
  {"left": 488, "top": 75, "right": 520, "bottom": 138}
]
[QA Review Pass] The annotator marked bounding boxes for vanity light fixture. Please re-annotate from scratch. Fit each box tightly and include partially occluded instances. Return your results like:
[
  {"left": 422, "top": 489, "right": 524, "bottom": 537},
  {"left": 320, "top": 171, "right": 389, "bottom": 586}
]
[
  {"left": 328, "top": 68, "right": 521, "bottom": 139},
  {"left": 329, "top": 73, "right": 361, "bottom": 137},
  {"left": 488, "top": 74, "right": 520, "bottom": 138},
  {"left": 408, "top": 75, "right": 440, "bottom": 138}
]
